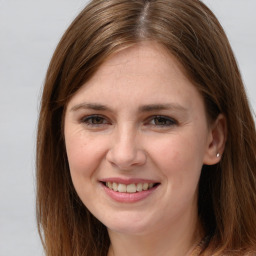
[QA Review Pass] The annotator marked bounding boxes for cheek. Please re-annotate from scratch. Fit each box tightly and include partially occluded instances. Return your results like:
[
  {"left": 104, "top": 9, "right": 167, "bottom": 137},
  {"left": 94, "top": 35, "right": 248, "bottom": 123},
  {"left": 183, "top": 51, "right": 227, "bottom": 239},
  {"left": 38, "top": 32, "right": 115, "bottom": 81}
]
[
  {"left": 65, "top": 131, "right": 107, "bottom": 179},
  {"left": 147, "top": 132, "right": 205, "bottom": 182},
  {"left": 149, "top": 134, "right": 200, "bottom": 162},
  {"left": 65, "top": 132, "right": 109, "bottom": 206}
]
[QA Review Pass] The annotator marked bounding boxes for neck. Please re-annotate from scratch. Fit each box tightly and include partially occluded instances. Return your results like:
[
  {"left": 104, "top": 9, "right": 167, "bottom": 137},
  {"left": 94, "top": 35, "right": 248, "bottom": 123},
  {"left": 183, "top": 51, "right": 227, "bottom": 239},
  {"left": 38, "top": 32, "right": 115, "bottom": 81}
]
[{"left": 107, "top": 213, "right": 204, "bottom": 256}]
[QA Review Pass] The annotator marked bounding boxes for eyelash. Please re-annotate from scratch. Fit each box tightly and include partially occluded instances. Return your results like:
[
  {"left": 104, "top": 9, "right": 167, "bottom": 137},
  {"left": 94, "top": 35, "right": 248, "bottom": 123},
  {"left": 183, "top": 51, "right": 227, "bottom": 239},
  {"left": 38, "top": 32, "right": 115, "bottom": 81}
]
[
  {"left": 80, "top": 115, "right": 177, "bottom": 128},
  {"left": 147, "top": 115, "right": 177, "bottom": 127},
  {"left": 81, "top": 115, "right": 110, "bottom": 126}
]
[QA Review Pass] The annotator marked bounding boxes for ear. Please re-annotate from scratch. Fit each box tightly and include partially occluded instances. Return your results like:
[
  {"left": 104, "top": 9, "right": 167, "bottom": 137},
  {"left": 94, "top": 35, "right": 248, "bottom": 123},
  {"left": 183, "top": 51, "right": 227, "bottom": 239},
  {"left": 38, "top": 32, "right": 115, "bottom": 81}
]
[{"left": 203, "top": 114, "right": 227, "bottom": 165}]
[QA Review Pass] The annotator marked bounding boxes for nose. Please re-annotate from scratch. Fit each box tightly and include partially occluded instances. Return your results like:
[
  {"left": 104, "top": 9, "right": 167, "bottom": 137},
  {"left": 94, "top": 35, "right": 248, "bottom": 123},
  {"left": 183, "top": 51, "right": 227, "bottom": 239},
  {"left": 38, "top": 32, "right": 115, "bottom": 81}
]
[{"left": 106, "top": 126, "right": 147, "bottom": 170}]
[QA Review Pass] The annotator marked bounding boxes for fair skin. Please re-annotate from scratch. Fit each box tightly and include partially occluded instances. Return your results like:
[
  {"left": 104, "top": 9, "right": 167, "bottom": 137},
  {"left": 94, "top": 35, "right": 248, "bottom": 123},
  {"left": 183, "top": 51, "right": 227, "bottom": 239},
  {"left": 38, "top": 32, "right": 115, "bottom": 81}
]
[{"left": 64, "top": 42, "right": 226, "bottom": 256}]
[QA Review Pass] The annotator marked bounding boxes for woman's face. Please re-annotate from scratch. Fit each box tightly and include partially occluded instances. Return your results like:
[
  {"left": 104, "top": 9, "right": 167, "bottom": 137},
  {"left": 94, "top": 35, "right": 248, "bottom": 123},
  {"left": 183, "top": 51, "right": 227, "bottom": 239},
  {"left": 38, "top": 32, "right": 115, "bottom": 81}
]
[{"left": 64, "top": 42, "right": 214, "bottom": 236}]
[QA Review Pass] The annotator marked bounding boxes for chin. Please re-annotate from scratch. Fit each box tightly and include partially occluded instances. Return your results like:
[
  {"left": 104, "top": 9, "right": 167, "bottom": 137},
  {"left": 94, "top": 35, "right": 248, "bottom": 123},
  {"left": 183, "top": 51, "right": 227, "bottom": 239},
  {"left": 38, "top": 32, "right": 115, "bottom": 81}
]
[{"left": 100, "top": 212, "right": 155, "bottom": 236}]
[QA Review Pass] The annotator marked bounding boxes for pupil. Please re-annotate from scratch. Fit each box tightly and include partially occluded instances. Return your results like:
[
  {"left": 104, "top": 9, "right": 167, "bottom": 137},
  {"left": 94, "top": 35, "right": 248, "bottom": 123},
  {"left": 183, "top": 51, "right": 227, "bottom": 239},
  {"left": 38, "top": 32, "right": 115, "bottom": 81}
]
[
  {"left": 156, "top": 117, "right": 166, "bottom": 125},
  {"left": 94, "top": 117, "right": 102, "bottom": 124}
]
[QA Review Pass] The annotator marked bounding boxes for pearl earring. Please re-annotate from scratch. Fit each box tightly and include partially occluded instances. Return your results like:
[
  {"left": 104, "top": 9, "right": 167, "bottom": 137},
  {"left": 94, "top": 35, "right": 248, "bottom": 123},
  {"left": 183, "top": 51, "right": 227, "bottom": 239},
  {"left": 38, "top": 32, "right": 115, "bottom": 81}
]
[{"left": 216, "top": 153, "right": 220, "bottom": 158}]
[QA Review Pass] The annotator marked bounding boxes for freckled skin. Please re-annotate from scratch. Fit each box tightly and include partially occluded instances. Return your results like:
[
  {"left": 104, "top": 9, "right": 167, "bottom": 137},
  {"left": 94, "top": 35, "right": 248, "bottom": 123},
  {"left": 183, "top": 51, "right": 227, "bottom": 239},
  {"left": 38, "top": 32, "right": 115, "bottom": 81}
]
[{"left": 64, "top": 42, "right": 216, "bottom": 255}]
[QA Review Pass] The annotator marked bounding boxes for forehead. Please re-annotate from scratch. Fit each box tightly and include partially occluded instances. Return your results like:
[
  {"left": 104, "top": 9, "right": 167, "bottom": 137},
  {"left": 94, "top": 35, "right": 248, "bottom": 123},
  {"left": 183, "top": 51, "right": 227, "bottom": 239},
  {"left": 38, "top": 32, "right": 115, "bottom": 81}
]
[
  {"left": 92, "top": 42, "right": 188, "bottom": 82},
  {"left": 67, "top": 41, "right": 205, "bottom": 116}
]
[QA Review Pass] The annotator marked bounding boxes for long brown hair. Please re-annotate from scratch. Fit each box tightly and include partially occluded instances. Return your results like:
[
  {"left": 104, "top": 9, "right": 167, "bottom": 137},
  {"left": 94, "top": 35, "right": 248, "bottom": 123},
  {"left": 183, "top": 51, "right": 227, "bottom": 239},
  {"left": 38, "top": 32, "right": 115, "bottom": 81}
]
[{"left": 36, "top": 0, "right": 256, "bottom": 255}]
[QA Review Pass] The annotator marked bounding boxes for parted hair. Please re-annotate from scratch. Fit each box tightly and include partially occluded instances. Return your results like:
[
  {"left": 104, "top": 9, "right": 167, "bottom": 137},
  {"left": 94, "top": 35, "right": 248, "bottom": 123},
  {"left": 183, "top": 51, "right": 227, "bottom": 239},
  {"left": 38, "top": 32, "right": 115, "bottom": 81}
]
[{"left": 36, "top": 0, "right": 256, "bottom": 255}]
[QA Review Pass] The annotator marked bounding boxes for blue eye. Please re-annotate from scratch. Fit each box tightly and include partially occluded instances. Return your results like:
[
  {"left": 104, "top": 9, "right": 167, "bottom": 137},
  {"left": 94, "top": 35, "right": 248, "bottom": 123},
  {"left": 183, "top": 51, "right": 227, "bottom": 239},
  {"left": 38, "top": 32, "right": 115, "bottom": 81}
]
[
  {"left": 81, "top": 115, "right": 109, "bottom": 126},
  {"left": 149, "top": 116, "right": 176, "bottom": 126}
]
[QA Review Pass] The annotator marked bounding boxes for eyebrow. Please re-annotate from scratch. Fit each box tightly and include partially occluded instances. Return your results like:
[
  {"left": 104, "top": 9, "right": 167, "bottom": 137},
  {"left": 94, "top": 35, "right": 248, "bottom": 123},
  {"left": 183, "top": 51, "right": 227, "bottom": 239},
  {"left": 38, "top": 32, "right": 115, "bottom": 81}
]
[
  {"left": 70, "top": 103, "right": 110, "bottom": 112},
  {"left": 138, "top": 104, "right": 187, "bottom": 112},
  {"left": 70, "top": 102, "right": 187, "bottom": 113}
]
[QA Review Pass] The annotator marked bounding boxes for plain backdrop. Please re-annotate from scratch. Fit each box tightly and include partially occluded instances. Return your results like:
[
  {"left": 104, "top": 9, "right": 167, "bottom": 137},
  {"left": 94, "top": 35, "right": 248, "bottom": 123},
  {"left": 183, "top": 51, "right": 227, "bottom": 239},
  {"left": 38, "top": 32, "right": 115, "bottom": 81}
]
[{"left": 0, "top": 0, "right": 255, "bottom": 255}]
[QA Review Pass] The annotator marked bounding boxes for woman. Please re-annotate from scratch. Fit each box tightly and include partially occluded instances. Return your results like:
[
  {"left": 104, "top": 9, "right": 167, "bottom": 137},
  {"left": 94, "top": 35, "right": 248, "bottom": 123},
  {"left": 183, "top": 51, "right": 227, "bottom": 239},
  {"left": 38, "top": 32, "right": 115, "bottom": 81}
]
[{"left": 36, "top": 0, "right": 256, "bottom": 255}]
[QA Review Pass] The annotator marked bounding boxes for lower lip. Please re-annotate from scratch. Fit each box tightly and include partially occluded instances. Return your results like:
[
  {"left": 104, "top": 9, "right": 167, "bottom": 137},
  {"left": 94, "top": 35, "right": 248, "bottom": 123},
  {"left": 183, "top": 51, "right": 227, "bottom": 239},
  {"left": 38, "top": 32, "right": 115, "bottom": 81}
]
[{"left": 101, "top": 183, "right": 158, "bottom": 203}]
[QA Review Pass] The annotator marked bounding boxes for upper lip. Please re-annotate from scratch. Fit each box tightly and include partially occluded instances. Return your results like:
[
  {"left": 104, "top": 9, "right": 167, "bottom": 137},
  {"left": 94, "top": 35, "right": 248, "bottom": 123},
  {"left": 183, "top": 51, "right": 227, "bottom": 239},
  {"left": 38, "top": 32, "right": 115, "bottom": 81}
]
[{"left": 99, "top": 177, "right": 160, "bottom": 185}]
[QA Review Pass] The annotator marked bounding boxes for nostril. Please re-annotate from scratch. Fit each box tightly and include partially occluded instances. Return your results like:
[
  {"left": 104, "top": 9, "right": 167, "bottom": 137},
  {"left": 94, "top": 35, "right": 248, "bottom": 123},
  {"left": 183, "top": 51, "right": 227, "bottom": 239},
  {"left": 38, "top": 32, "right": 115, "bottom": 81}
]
[{"left": 106, "top": 146, "right": 147, "bottom": 170}]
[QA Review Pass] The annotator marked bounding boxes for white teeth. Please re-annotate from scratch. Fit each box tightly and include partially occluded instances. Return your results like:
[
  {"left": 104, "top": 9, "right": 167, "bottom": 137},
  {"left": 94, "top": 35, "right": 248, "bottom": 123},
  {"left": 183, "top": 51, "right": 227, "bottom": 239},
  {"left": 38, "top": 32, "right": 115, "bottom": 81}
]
[
  {"left": 136, "top": 183, "right": 143, "bottom": 192},
  {"left": 105, "top": 182, "right": 156, "bottom": 193},
  {"left": 107, "top": 182, "right": 112, "bottom": 189},
  {"left": 142, "top": 183, "right": 148, "bottom": 190},
  {"left": 118, "top": 183, "right": 127, "bottom": 193},
  {"left": 126, "top": 184, "right": 136, "bottom": 193},
  {"left": 113, "top": 182, "right": 118, "bottom": 191}
]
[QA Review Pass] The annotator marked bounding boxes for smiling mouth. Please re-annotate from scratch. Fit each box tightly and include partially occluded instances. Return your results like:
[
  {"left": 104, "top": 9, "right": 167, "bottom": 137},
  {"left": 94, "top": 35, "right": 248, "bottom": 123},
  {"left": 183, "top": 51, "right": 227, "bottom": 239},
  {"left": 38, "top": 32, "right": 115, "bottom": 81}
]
[{"left": 103, "top": 182, "right": 159, "bottom": 193}]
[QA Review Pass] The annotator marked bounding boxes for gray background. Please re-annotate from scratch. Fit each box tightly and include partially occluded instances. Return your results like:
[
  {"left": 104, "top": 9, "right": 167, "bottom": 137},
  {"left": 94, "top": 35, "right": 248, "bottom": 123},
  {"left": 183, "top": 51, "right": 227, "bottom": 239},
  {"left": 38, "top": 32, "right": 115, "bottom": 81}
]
[{"left": 0, "top": 0, "right": 255, "bottom": 255}]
